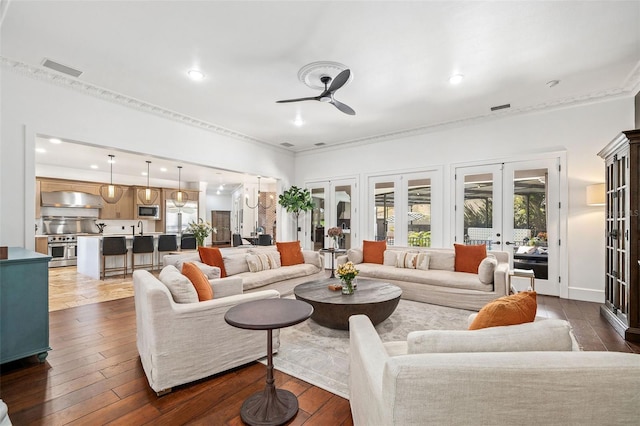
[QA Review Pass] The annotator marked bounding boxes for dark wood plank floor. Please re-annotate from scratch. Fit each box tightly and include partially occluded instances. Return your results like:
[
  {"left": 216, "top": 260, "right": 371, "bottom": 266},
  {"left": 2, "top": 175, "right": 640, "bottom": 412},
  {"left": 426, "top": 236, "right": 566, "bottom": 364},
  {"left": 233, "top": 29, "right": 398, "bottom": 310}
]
[{"left": 1, "top": 295, "right": 638, "bottom": 425}]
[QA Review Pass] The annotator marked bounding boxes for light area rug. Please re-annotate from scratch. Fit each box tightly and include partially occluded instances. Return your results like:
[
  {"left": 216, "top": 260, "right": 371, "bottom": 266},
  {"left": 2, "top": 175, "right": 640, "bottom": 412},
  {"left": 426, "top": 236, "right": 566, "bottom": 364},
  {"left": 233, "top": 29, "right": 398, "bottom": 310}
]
[{"left": 260, "top": 299, "right": 474, "bottom": 399}]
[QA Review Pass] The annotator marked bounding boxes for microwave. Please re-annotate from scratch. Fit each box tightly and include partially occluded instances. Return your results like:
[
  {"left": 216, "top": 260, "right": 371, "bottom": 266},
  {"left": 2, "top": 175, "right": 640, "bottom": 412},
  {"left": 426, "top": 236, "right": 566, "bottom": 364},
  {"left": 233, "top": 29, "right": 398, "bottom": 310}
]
[{"left": 137, "top": 205, "right": 160, "bottom": 220}]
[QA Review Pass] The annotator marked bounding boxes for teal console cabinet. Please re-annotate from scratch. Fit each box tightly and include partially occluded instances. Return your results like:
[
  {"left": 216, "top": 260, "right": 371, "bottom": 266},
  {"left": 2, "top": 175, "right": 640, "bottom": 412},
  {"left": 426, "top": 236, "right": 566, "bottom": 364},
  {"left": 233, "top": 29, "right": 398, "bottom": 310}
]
[{"left": 0, "top": 247, "right": 52, "bottom": 363}]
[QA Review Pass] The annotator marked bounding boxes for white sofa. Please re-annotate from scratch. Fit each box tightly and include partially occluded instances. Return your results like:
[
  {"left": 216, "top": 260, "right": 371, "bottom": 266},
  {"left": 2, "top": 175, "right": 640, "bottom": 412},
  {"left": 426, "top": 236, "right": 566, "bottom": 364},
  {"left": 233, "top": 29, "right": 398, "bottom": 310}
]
[
  {"left": 133, "top": 269, "right": 281, "bottom": 395},
  {"left": 349, "top": 314, "right": 640, "bottom": 426},
  {"left": 338, "top": 246, "right": 510, "bottom": 310},
  {"left": 163, "top": 246, "right": 326, "bottom": 297}
]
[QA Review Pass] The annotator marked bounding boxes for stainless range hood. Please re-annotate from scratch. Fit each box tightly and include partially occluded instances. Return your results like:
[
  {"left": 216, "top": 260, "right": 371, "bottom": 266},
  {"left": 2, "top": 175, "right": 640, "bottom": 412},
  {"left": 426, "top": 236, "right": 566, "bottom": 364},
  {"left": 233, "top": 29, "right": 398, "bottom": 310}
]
[{"left": 41, "top": 191, "right": 103, "bottom": 208}]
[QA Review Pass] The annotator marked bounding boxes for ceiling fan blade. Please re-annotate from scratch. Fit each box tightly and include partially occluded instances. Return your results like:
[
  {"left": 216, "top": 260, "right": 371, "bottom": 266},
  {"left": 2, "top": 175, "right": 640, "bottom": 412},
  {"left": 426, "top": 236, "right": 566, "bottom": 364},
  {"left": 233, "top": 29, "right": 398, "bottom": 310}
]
[
  {"left": 331, "top": 99, "right": 356, "bottom": 115},
  {"left": 276, "top": 96, "right": 319, "bottom": 103},
  {"left": 328, "top": 69, "right": 351, "bottom": 93}
]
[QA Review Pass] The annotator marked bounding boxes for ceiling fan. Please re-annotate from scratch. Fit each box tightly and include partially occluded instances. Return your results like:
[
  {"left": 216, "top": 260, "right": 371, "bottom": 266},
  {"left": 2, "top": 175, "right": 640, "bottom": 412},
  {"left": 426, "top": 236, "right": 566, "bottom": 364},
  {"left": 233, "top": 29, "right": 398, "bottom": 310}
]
[{"left": 276, "top": 69, "right": 356, "bottom": 115}]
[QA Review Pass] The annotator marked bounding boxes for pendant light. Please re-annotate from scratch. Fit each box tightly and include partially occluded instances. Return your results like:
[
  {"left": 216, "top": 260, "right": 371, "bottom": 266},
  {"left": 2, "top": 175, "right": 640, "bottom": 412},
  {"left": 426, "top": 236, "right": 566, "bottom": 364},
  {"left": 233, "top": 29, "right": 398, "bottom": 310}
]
[
  {"left": 137, "top": 160, "right": 159, "bottom": 205},
  {"left": 171, "top": 166, "right": 188, "bottom": 208},
  {"left": 246, "top": 176, "right": 274, "bottom": 210},
  {"left": 99, "top": 154, "right": 124, "bottom": 204}
]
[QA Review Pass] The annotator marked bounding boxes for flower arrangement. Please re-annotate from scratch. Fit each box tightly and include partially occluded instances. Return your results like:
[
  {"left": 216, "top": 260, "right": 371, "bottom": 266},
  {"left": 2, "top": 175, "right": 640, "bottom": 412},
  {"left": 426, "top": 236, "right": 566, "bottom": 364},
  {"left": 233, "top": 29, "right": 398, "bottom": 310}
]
[
  {"left": 185, "top": 219, "right": 215, "bottom": 247},
  {"left": 336, "top": 261, "right": 359, "bottom": 294},
  {"left": 327, "top": 226, "right": 343, "bottom": 249},
  {"left": 528, "top": 232, "right": 548, "bottom": 247}
]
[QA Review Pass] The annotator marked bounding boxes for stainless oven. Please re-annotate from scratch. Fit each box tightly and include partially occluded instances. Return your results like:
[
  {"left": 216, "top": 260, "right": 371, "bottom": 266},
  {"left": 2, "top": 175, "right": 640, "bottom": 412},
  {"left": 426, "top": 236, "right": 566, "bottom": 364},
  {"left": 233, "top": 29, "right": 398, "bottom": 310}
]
[{"left": 47, "top": 235, "right": 77, "bottom": 267}]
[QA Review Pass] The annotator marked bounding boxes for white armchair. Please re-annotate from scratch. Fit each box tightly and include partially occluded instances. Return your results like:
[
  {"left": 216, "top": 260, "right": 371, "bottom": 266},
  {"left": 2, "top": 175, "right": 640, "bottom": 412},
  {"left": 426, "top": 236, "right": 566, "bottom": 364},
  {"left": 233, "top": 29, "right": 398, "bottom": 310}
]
[
  {"left": 349, "top": 314, "right": 640, "bottom": 425},
  {"left": 133, "top": 269, "right": 280, "bottom": 395}
]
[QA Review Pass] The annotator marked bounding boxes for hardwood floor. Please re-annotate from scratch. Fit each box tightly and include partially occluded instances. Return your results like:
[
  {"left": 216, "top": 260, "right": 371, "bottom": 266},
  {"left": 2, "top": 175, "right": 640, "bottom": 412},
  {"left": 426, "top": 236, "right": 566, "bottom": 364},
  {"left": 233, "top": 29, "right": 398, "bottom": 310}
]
[{"left": 1, "top": 266, "right": 639, "bottom": 424}]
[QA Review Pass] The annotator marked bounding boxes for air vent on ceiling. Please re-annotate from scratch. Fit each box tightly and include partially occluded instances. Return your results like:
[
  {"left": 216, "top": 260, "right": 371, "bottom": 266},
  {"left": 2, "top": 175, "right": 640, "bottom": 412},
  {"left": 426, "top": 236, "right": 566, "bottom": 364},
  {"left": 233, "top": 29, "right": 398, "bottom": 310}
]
[
  {"left": 41, "top": 58, "right": 83, "bottom": 77},
  {"left": 490, "top": 103, "right": 511, "bottom": 112},
  {"left": 280, "top": 142, "right": 294, "bottom": 147},
  {"left": 314, "top": 142, "right": 326, "bottom": 146}
]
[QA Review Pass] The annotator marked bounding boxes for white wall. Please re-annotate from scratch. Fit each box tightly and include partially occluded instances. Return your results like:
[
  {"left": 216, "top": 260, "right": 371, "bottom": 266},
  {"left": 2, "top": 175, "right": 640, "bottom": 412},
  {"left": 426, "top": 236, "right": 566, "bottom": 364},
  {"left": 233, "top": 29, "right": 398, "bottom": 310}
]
[
  {"left": 295, "top": 97, "right": 635, "bottom": 302},
  {"left": 0, "top": 68, "right": 295, "bottom": 249}
]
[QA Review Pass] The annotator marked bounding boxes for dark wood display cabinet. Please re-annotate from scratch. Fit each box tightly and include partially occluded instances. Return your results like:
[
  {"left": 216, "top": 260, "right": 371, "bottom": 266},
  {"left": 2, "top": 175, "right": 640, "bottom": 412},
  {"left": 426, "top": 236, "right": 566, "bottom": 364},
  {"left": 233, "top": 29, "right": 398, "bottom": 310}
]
[{"left": 598, "top": 129, "right": 640, "bottom": 342}]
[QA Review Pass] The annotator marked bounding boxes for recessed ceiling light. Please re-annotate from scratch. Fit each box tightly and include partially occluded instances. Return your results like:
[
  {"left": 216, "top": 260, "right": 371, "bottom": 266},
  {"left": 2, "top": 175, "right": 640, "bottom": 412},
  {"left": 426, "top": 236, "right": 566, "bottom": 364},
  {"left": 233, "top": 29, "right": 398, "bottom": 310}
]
[
  {"left": 187, "top": 69, "right": 205, "bottom": 81},
  {"left": 90, "top": 164, "right": 98, "bottom": 169},
  {"left": 216, "top": 190, "right": 221, "bottom": 195},
  {"left": 108, "top": 158, "right": 115, "bottom": 164},
  {"left": 449, "top": 74, "right": 464, "bottom": 85},
  {"left": 293, "top": 116, "right": 304, "bottom": 127},
  {"left": 49, "top": 138, "right": 62, "bottom": 144},
  {"left": 141, "top": 172, "right": 148, "bottom": 176},
  {"left": 546, "top": 80, "right": 560, "bottom": 88},
  {"left": 36, "top": 148, "right": 46, "bottom": 153},
  {"left": 160, "top": 167, "right": 167, "bottom": 172}
]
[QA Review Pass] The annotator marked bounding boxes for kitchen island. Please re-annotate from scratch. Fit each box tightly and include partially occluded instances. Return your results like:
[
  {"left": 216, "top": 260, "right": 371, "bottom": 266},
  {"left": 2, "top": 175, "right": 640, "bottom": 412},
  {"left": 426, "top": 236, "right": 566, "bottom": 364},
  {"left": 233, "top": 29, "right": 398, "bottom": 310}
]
[{"left": 77, "top": 233, "right": 173, "bottom": 279}]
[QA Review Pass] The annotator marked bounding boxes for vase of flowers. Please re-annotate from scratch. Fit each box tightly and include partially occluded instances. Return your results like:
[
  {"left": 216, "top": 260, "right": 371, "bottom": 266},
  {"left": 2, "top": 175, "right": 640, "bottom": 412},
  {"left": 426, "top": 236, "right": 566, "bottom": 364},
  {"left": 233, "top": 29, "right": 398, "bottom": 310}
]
[
  {"left": 336, "top": 261, "right": 359, "bottom": 295},
  {"left": 185, "top": 219, "right": 215, "bottom": 247},
  {"left": 327, "top": 226, "right": 342, "bottom": 250}
]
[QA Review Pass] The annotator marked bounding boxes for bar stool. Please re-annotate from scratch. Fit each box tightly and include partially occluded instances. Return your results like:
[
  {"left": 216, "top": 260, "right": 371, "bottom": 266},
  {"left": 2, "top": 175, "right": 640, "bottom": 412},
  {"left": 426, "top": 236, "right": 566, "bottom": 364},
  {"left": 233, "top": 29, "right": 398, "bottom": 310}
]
[
  {"left": 102, "top": 236, "right": 128, "bottom": 280},
  {"left": 258, "top": 234, "right": 272, "bottom": 246},
  {"left": 156, "top": 234, "right": 178, "bottom": 269},
  {"left": 232, "top": 233, "right": 242, "bottom": 247},
  {"left": 132, "top": 235, "right": 155, "bottom": 272},
  {"left": 181, "top": 233, "right": 196, "bottom": 250}
]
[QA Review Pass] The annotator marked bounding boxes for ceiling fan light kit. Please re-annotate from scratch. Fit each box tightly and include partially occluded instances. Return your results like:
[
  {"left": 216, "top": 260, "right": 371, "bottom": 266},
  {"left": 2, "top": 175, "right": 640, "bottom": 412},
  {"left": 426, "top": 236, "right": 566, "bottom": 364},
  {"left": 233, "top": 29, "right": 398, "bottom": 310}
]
[{"left": 277, "top": 61, "right": 356, "bottom": 115}]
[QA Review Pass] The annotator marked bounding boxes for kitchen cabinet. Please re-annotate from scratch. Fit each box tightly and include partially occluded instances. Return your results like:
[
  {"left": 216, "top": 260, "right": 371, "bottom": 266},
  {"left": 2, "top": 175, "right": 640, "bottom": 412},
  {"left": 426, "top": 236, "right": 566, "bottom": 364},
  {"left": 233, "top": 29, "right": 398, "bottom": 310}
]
[
  {"left": 38, "top": 177, "right": 100, "bottom": 195},
  {"left": 0, "top": 248, "right": 51, "bottom": 364},
  {"left": 598, "top": 129, "right": 640, "bottom": 342},
  {"left": 35, "top": 236, "right": 48, "bottom": 255},
  {"left": 100, "top": 186, "right": 134, "bottom": 220}
]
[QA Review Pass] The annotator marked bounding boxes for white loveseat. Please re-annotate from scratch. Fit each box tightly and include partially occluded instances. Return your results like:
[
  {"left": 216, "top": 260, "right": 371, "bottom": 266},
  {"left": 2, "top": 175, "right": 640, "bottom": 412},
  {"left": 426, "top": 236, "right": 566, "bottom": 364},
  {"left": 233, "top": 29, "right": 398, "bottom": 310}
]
[
  {"left": 133, "top": 269, "right": 281, "bottom": 395},
  {"left": 163, "top": 246, "right": 325, "bottom": 296},
  {"left": 338, "top": 246, "right": 510, "bottom": 310},
  {"left": 349, "top": 314, "right": 640, "bottom": 425}
]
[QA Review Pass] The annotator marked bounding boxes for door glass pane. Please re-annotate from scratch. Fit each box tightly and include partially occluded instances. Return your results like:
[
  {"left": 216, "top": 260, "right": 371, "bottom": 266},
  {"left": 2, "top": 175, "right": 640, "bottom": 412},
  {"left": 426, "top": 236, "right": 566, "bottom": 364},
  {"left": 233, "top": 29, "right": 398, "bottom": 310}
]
[
  {"left": 407, "top": 178, "right": 431, "bottom": 247},
  {"left": 335, "top": 185, "right": 352, "bottom": 249},
  {"left": 512, "top": 168, "right": 548, "bottom": 279},
  {"left": 375, "top": 181, "right": 395, "bottom": 245},
  {"left": 311, "top": 187, "right": 325, "bottom": 251},
  {"left": 464, "top": 173, "right": 494, "bottom": 245}
]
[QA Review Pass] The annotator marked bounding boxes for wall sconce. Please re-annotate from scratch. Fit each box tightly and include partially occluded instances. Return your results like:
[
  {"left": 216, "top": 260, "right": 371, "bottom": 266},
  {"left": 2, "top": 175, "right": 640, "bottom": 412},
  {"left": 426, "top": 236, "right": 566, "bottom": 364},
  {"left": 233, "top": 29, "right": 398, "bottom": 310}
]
[{"left": 586, "top": 183, "right": 605, "bottom": 206}]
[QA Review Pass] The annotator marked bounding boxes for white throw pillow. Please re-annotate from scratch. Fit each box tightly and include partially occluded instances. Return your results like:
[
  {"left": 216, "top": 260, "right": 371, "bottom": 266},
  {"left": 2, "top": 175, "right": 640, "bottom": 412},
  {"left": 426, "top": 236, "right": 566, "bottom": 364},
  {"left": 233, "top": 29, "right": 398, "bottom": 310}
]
[
  {"left": 246, "top": 253, "right": 279, "bottom": 272},
  {"left": 416, "top": 252, "right": 430, "bottom": 270},
  {"left": 158, "top": 265, "right": 198, "bottom": 304},
  {"left": 407, "top": 319, "right": 576, "bottom": 354},
  {"left": 396, "top": 251, "right": 418, "bottom": 268},
  {"left": 174, "top": 259, "right": 221, "bottom": 280},
  {"left": 428, "top": 251, "right": 455, "bottom": 271},
  {"left": 347, "top": 248, "right": 363, "bottom": 264},
  {"left": 477, "top": 254, "right": 497, "bottom": 284},
  {"left": 223, "top": 253, "right": 250, "bottom": 275},
  {"left": 383, "top": 250, "right": 398, "bottom": 266}
]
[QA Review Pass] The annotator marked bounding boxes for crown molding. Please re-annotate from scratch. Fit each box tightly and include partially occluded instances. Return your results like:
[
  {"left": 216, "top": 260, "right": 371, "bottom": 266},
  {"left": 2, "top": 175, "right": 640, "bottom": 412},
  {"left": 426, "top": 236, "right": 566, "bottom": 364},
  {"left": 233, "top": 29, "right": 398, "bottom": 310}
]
[
  {"left": 0, "top": 56, "right": 291, "bottom": 154},
  {"left": 4, "top": 56, "right": 640, "bottom": 156}
]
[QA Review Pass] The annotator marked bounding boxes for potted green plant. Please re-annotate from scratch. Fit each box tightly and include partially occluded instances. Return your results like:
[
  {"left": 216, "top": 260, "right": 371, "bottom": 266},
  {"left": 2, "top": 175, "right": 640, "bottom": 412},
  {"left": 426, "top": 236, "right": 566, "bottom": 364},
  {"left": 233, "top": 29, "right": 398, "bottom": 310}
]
[{"left": 278, "top": 185, "right": 314, "bottom": 236}]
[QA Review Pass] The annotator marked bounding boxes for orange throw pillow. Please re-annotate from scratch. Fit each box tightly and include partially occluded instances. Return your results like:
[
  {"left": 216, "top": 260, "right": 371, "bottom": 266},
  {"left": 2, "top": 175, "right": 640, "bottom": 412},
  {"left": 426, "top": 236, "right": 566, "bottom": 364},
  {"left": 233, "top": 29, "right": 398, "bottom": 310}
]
[
  {"left": 198, "top": 246, "right": 227, "bottom": 278},
  {"left": 363, "top": 240, "right": 386, "bottom": 264},
  {"left": 182, "top": 262, "right": 213, "bottom": 301},
  {"left": 454, "top": 243, "right": 487, "bottom": 273},
  {"left": 469, "top": 291, "right": 537, "bottom": 330},
  {"left": 276, "top": 241, "right": 304, "bottom": 266}
]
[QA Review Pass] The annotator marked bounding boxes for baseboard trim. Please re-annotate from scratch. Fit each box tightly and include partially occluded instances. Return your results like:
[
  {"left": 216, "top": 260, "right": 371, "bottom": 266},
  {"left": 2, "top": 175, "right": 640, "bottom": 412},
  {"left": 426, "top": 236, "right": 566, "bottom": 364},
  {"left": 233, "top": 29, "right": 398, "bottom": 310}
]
[{"left": 567, "top": 287, "right": 604, "bottom": 303}]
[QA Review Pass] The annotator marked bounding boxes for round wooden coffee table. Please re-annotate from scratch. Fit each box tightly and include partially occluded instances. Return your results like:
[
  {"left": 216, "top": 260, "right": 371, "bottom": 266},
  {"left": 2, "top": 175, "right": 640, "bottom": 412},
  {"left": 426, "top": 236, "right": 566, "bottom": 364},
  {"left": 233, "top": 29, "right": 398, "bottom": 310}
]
[
  {"left": 294, "top": 278, "right": 402, "bottom": 330},
  {"left": 225, "top": 298, "right": 313, "bottom": 426}
]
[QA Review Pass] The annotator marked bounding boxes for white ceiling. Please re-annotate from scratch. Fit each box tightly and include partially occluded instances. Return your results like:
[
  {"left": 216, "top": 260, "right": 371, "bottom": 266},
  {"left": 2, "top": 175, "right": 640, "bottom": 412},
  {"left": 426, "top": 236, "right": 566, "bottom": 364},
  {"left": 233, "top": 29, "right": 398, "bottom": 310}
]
[{"left": 2, "top": 1, "right": 640, "bottom": 183}]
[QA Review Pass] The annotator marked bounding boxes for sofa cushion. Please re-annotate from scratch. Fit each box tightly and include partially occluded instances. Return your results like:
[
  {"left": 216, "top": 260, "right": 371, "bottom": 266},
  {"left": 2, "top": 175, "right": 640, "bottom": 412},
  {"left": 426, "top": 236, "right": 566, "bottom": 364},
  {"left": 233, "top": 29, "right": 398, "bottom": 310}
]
[
  {"left": 395, "top": 251, "right": 417, "bottom": 268},
  {"left": 174, "top": 259, "right": 221, "bottom": 280},
  {"left": 408, "top": 319, "right": 576, "bottom": 354},
  {"left": 246, "top": 253, "right": 281, "bottom": 272},
  {"left": 383, "top": 250, "right": 398, "bottom": 266},
  {"left": 428, "top": 251, "right": 455, "bottom": 271},
  {"left": 469, "top": 291, "right": 537, "bottom": 330},
  {"left": 223, "top": 253, "right": 250, "bottom": 276},
  {"left": 198, "top": 246, "right": 227, "bottom": 278},
  {"left": 158, "top": 265, "right": 198, "bottom": 304},
  {"left": 182, "top": 262, "right": 213, "bottom": 301},
  {"left": 277, "top": 241, "right": 305, "bottom": 266},
  {"left": 238, "top": 263, "right": 321, "bottom": 290},
  {"left": 477, "top": 254, "right": 497, "bottom": 284},
  {"left": 347, "top": 248, "right": 364, "bottom": 264},
  {"left": 454, "top": 243, "right": 487, "bottom": 273},
  {"left": 363, "top": 240, "right": 386, "bottom": 264}
]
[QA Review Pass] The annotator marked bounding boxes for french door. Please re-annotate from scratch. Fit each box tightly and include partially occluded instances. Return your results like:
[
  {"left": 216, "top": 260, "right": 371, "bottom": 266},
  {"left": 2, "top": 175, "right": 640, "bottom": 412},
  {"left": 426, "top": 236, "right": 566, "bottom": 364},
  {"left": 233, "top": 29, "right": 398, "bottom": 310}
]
[
  {"left": 454, "top": 158, "right": 561, "bottom": 295},
  {"left": 306, "top": 178, "right": 357, "bottom": 251}
]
